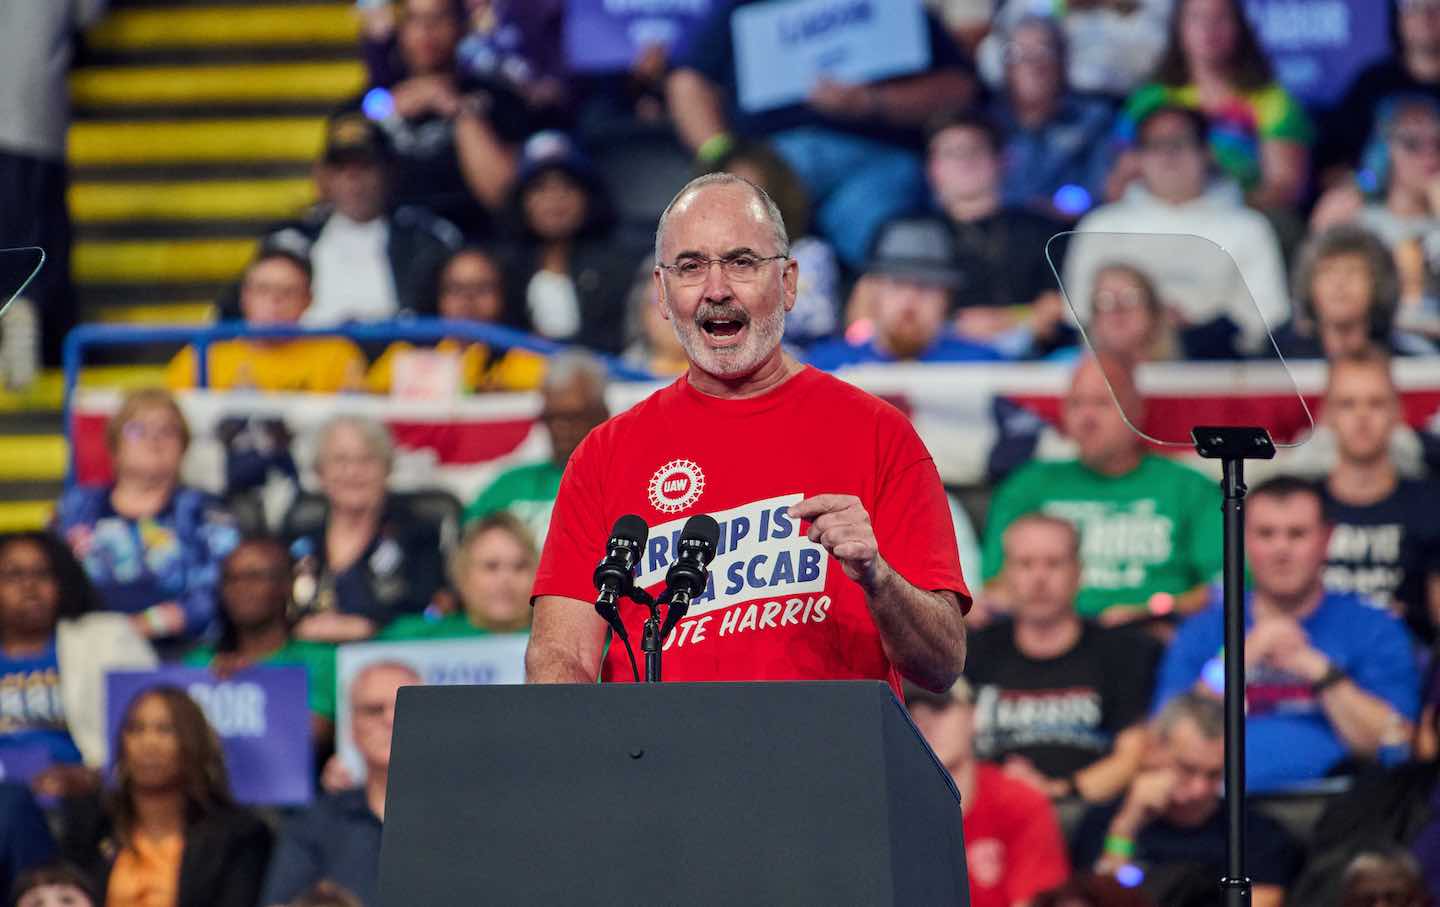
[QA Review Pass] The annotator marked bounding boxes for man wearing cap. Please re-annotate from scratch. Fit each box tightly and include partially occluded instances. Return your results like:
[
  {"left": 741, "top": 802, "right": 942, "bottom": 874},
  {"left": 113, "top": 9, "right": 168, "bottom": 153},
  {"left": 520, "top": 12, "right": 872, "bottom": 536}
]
[
  {"left": 806, "top": 216, "right": 1007, "bottom": 369},
  {"left": 247, "top": 109, "right": 460, "bottom": 327},
  {"left": 527, "top": 173, "right": 971, "bottom": 693},
  {"left": 907, "top": 677, "right": 1070, "bottom": 907}
]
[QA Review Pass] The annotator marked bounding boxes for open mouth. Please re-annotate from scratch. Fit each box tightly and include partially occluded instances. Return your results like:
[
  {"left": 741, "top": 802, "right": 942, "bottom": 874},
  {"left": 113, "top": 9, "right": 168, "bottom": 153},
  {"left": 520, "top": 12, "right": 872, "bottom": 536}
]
[{"left": 701, "top": 317, "right": 748, "bottom": 341}]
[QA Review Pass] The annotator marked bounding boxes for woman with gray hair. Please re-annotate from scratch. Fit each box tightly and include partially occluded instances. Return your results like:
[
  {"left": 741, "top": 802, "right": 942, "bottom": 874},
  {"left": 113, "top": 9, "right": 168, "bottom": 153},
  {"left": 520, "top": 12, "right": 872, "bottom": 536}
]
[
  {"left": 286, "top": 415, "right": 445, "bottom": 643},
  {"left": 1272, "top": 224, "right": 1435, "bottom": 360}
]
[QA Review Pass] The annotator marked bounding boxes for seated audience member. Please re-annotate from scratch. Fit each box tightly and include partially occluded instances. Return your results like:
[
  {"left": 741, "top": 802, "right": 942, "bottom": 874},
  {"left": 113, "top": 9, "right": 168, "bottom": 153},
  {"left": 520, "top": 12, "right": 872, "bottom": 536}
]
[
  {"left": 977, "top": 0, "right": 1170, "bottom": 99},
  {"left": 262, "top": 661, "right": 420, "bottom": 907},
  {"left": 1341, "top": 851, "right": 1434, "bottom": 907},
  {"left": 184, "top": 537, "right": 337, "bottom": 741},
  {"left": 254, "top": 109, "right": 460, "bottom": 326},
  {"left": 1109, "top": 0, "right": 1312, "bottom": 209},
  {"left": 1155, "top": 477, "right": 1421, "bottom": 792},
  {"left": 54, "top": 390, "right": 240, "bottom": 642},
  {"left": 1320, "top": 351, "right": 1440, "bottom": 645},
  {"left": 0, "top": 787, "right": 57, "bottom": 898},
  {"left": 710, "top": 141, "right": 840, "bottom": 346},
  {"left": 1030, "top": 875, "right": 1156, "bottom": 907},
  {"left": 966, "top": 515, "right": 1160, "bottom": 805},
  {"left": 61, "top": 687, "right": 272, "bottom": 907},
  {"left": 0, "top": 532, "right": 156, "bottom": 795},
  {"left": 357, "top": 0, "right": 529, "bottom": 237},
  {"left": 924, "top": 112, "right": 1070, "bottom": 355},
  {"left": 1073, "top": 694, "right": 1302, "bottom": 907},
  {"left": 288, "top": 417, "right": 445, "bottom": 643},
  {"left": 1322, "top": 0, "right": 1440, "bottom": 180},
  {"left": 982, "top": 357, "right": 1221, "bottom": 623},
  {"left": 666, "top": 0, "right": 977, "bottom": 268},
  {"left": 463, "top": 351, "right": 610, "bottom": 546},
  {"left": 1275, "top": 225, "right": 1435, "bottom": 359},
  {"left": 1050, "top": 263, "right": 1183, "bottom": 363},
  {"left": 166, "top": 250, "right": 367, "bottom": 393},
  {"left": 365, "top": 246, "right": 547, "bottom": 395},
  {"left": 382, "top": 514, "right": 535, "bottom": 640},
  {"left": 13, "top": 864, "right": 100, "bottom": 907},
  {"left": 501, "top": 131, "right": 637, "bottom": 354},
  {"left": 809, "top": 217, "right": 1007, "bottom": 369},
  {"left": 989, "top": 16, "right": 1116, "bottom": 219},
  {"left": 1066, "top": 105, "right": 1290, "bottom": 356},
  {"left": 621, "top": 257, "right": 689, "bottom": 377},
  {"left": 1313, "top": 96, "right": 1440, "bottom": 322},
  {"left": 906, "top": 678, "right": 1069, "bottom": 907}
]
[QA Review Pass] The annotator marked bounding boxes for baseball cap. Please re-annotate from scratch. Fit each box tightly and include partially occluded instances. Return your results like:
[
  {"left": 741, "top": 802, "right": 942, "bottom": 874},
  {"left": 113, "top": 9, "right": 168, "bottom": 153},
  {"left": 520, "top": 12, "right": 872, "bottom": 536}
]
[
  {"left": 516, "top": 130, "right": 594, "bottom": 187},
  {"left": 866, "top": 217, "right": 965, "bottom": 289},
  {"left": 322, "top": 110, "right": 391, "bottom": 165},
  {"left": 903, "top": 677, "right": 974, "bottom": 711}
]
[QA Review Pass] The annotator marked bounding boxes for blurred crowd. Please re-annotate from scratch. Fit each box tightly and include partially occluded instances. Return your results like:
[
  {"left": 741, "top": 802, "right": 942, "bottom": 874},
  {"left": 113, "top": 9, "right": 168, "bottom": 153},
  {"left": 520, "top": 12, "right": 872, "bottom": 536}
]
[{"left": 2, "top": 0, "right": 1440, "bottom": 905}]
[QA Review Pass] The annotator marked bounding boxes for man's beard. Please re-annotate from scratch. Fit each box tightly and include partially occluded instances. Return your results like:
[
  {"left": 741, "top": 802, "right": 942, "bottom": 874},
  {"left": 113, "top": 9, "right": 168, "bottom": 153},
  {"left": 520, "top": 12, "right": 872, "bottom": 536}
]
[{"left": 669, "top": 298, "right": 786, "bottom": 379}]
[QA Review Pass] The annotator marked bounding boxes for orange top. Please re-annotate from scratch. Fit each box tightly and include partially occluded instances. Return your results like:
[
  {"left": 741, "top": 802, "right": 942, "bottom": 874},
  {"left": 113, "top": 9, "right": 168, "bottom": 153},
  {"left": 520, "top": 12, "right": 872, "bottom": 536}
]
[{"left": 107, "top": 832, "right": 184, "bottom": 907}]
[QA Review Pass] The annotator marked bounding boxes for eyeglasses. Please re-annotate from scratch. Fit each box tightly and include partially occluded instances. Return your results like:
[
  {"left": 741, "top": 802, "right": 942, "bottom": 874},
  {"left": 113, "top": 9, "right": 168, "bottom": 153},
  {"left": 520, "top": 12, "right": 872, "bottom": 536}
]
[
  {"left": 223, "top": 568, "right": 291, "bottom": 585},
  {"left": 122, "top": 422, "right": 184, "bottom": 443},
  {"left": 441, "top": 279, "right": 499, "bottom": 297},
  {"left": 1140, "top": 137, "right": 1202, "bottom": 155},
  {"left": 658, "top": 253, "right": 788, "bottom": 286}
]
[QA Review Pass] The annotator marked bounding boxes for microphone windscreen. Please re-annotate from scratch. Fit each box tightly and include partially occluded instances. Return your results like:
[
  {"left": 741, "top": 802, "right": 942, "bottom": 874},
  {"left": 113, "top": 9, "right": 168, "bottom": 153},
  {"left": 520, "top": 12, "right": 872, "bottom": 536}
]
[
  {"left": 680, "top": 514, "right": 720, "bottom": 550},
  {"left": 612, "top": 514, "right": 650, "bottom": 546}
]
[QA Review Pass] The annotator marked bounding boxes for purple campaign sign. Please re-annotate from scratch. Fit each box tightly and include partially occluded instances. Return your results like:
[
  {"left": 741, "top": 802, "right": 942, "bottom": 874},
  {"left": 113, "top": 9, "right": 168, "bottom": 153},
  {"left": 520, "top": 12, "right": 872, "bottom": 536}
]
[
  {"left": 565, "top": 0, "right": 713, "bottom": 73},
  {"left": 0, "top": 744, "right": 52, "bottom": 785},
  {"left": 106, "top": 666, "right": 313, "bottom": 806},
  {"left": 1245, "top": 0, "right": 1392, "bottom": 108}
]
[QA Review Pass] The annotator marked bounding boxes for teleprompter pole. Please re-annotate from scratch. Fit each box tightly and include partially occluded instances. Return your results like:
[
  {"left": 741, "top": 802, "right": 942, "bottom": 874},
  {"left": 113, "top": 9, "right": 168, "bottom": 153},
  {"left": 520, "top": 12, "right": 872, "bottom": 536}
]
[{"left": 1192, "top": 427, "right": 1275, "bottom": 907}]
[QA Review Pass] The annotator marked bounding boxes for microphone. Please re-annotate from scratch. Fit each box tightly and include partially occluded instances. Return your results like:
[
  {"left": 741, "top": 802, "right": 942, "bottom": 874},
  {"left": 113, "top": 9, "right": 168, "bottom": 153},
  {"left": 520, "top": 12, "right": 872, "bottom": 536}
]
[
  {"left": 593, "top": 515, "right": 649, "bottom": 641},
  {"left": 659, "top": 515, "right": 720, "bottom": 639}
]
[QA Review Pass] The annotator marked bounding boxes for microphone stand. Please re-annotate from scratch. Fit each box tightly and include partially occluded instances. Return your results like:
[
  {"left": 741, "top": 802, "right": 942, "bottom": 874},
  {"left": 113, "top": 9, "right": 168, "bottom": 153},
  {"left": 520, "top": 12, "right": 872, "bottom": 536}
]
[
  {"left": 1192, "top": 426, "right": 1275, "bottom": 907},
  {"left": 629, "top": 588, "right": 663, "bottom": 683}
]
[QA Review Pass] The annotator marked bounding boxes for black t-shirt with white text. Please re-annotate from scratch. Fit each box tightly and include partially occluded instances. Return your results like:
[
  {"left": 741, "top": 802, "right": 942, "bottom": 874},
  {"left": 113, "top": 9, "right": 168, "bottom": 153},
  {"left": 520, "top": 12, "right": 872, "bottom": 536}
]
[
  {"left": 1320, "top": 479, "right": 1440, "bottom": 643},
  {"left": 964, "top": 619, "right": 1161, "bottom": 777}
]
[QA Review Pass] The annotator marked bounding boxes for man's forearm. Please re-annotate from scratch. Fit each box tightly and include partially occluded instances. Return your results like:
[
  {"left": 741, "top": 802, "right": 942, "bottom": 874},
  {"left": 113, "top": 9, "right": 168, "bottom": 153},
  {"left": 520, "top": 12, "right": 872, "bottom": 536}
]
[
  {"left": 864, "top": 556, "right": 966, "bottom": 692},
  {"left": 871, "top": 71, "right": 976, "bottom": 127},
  {"left": 1321, "top": 681, "right": 1405, "bottom": 756},
  {"left": 666, "top": 69, "right": 730, "bottom": 152},
  {"left": 524, "top": 641, "right": 597, "bottom": 683}
]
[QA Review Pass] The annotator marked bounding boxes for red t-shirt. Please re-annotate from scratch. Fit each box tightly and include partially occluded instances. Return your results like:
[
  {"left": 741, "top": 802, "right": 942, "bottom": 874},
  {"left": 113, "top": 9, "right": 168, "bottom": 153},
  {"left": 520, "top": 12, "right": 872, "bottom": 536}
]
[
  {"left": 964, "top": 763, "right": 1071, "bottom": 907},
  {"left": 532, "top": 367, "right": 968, "bottom": 691}
]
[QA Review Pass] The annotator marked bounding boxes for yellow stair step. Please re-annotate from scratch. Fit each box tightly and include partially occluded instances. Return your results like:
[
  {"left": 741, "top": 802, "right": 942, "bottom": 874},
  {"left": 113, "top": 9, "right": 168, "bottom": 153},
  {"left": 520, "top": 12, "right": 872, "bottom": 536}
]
[
  {"left": 0, "top": 436, "right": 68, "bottom": 482},
  {"left": 0, "top": 367, "right": 171, "bottom": 414},
  {"left": 87, "top": 5, "right": 358, "bottom": 51},
  {"left": 70, "top": 178, "right": 314, "bottom": 223},
  {"left": 75, "top": 238, "right": 256, "bottom": 284},
  {"left": 72, "top": 61, "right": 365, "bottom": 108},
  {"left": 94, "top": 302, "right": 216, "bottom": 325},
  {"left": 70, "top": 118, "right": 327, "bottom": 167},
  {"left": 0, "top": 502, "right": 58, "bottom": 533}
]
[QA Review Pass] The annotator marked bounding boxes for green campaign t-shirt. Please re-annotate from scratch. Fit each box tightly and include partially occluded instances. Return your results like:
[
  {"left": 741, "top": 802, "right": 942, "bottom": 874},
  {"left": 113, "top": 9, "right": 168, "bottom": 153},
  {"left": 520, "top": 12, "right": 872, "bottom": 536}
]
[
  {"left": 982, "top": 454, "right": 1222, "bottom": 618},
  {"left": 378, "top": 613, "right": 496, "bottom": 641},
  {"left": 184, "top": 638, "right": 338, "bottom": 721},
  {"left": 462, "top": 460, "right": 563, "bottom": 547}
]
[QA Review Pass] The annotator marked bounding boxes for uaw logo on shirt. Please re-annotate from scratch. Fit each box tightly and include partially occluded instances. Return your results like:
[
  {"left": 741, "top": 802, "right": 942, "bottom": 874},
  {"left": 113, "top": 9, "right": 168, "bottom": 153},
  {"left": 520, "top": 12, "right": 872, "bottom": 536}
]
[
  {"left": 648, "top": 459, "right": 706, "bottom": 514},
  {"left": 635, "top": 493, "right": 833, "bottom": 651}
]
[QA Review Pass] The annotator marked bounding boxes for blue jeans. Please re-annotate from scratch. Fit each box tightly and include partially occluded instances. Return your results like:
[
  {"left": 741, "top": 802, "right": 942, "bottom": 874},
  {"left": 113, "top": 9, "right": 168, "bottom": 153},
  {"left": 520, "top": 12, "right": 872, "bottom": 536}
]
[{"left": 769, "top": 127, "right": 927, "bottom": 269}]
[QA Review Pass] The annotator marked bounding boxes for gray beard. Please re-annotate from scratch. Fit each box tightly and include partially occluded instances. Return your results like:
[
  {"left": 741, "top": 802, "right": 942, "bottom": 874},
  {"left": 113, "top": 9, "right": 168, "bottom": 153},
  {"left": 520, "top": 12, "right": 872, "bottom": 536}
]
[{"left": 670, "top": 302, "right": 787, "bottom": 378}]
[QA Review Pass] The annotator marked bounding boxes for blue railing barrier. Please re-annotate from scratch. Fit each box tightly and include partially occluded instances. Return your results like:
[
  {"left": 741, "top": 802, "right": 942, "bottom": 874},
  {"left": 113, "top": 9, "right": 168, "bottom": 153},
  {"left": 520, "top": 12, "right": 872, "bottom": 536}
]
[{"left": 61, "top": 319, "right": 656, "bottom": 482}]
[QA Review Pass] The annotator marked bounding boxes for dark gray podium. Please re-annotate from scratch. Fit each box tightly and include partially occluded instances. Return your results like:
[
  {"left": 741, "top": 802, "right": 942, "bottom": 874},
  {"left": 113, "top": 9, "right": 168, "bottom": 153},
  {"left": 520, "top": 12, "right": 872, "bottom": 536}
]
[{"left": 377, "top": 681, "right": 969, "bottom": 906}]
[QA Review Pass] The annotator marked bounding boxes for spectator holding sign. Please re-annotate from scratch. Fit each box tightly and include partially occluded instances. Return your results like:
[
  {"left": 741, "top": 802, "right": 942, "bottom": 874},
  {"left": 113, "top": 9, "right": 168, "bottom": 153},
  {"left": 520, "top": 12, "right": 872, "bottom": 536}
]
[
  {"left": 287, "top": 417, "right": 446, "bottom": 644},
  {"left": 364, "top": 246, "right": 547, "bottom": 395},
  {"left": 262, "top": 661, "right": 420, "bottom": 907},
  {"left": 1110, "top": 0, "right": 1313, "bottom": 210},
  {"left": 54, "top": 390, "right": 241, "bottom": 644},
  {"left": 0, "top": 532, "right": 156, "bottom": 797},
  {"left": 382, "top": 514, "right": 537, "bottom": 640},
  {"left": 184, "top": 537, "right": 338, "bottom": 743},
  {"left": 60, "top": 686, "right": 272, "bottom": 907},
  {"left": 666, "top": 0, "right": 978, "bottom": 268}
]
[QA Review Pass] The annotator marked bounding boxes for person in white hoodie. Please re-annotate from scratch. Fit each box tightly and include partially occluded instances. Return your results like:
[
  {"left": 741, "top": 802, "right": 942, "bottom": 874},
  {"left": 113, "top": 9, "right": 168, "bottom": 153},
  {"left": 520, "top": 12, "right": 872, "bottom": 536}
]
[
  {"left": 1063, "top": 105, "right": 1290, "bottom": 356},
  {"left": 0, "top": 531, "right": 156, "bottom": 799}
]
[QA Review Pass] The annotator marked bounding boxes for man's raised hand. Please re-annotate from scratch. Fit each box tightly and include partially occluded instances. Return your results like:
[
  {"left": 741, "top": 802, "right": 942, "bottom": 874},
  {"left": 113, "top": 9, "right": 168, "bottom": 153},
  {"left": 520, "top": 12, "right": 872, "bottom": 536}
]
[{"left": 788, "top": 494, "right": 884, "bottom": 586}]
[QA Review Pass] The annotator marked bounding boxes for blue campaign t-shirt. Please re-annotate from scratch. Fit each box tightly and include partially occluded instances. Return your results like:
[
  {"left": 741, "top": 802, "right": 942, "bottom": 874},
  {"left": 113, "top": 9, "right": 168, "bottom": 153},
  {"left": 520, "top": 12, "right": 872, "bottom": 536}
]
[
  {"left": 806, "top": 333, "right": 1006, "bottom": 370},
  {"left": 1154, "top": 592, "right": 1420, "bottom": 792},
  {"left": 0, "top": 645, "right": 82, "bottom": 766}
]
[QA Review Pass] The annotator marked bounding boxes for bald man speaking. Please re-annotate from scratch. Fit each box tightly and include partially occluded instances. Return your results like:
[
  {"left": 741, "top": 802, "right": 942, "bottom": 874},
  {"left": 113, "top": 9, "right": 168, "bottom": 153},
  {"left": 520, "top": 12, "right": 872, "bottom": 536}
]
[{"left": 525, "top": 174, "right": 970, "bottom": 694}]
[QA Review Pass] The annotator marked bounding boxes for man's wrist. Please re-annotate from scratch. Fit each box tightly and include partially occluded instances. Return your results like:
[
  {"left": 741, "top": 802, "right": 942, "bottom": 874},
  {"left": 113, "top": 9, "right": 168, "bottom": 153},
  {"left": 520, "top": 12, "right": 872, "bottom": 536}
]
[{"left": 1311, "top": 659, "right": 1346, "bottom": 693}]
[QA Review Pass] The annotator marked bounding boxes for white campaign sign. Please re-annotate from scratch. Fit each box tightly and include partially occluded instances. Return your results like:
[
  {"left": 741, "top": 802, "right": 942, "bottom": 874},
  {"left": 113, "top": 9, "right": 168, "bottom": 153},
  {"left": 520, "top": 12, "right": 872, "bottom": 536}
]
[{"left": 731, "top": 0, "right": 930, "bottom": 113}]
